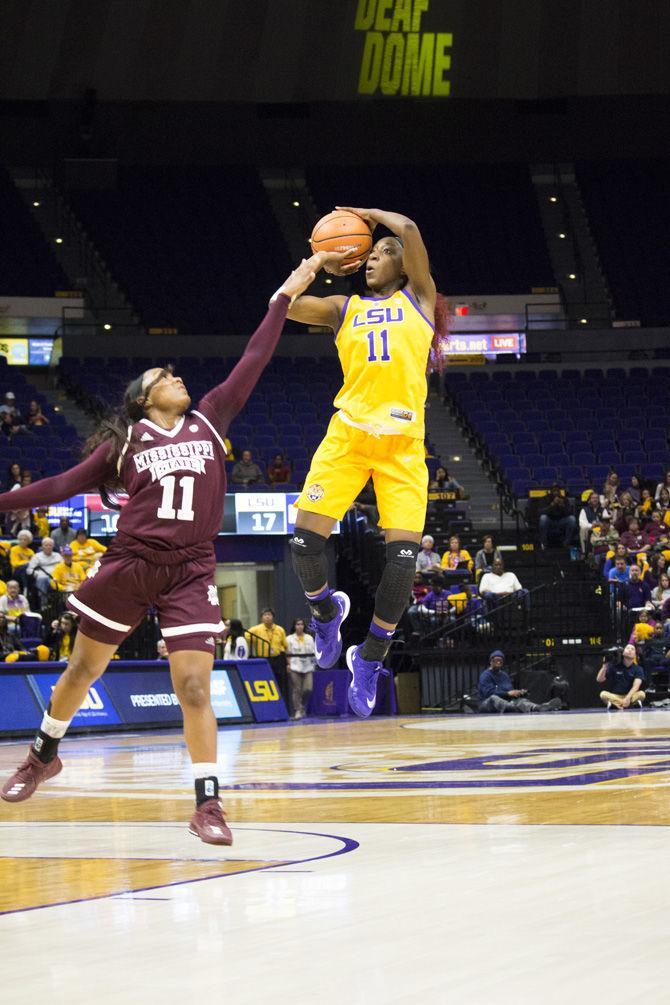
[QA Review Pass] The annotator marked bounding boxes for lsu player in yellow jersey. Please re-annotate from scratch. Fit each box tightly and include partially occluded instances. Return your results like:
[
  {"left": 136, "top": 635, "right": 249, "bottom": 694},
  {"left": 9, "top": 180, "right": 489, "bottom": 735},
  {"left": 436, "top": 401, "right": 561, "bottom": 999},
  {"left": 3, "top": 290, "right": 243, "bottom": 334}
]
[{"left": 286, "top": 207, "right": 448, "bottom": 717}]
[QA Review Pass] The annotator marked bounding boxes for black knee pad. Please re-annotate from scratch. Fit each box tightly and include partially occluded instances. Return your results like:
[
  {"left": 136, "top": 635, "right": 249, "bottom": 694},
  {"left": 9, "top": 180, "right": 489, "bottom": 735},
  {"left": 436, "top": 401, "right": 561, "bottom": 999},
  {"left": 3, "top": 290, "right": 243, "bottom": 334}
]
[
  {"left": 374, "top": 540, "right": 419, "bottom": 625},
  {"left": 290, "top": 528, "right": 329, "bottom": 594}
]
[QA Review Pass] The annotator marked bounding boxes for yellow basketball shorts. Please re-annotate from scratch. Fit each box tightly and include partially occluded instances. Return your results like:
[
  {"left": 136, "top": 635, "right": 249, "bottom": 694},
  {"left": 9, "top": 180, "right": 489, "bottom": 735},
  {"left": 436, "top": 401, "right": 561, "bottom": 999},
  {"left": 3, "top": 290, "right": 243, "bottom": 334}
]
[{"left": 296, "top": 413, "right": 428, "bottom": 532}]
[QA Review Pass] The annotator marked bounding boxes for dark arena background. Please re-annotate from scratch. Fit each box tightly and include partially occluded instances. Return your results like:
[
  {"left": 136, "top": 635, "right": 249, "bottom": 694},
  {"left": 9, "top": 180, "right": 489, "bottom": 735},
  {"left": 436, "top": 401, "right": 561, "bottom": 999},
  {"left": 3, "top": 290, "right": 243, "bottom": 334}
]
[{"left": 1, "top": 2, "right": 670, "bottom": 1002}]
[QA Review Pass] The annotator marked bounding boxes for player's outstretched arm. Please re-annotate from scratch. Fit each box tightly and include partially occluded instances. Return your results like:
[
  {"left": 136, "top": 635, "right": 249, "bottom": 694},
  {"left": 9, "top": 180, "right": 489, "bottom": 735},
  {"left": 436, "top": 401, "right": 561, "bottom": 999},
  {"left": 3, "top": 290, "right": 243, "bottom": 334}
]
[
  {"left": 337, "top": 206, "right": 437, "bottom": 308},
  {"left": 199, "top": 252, "right": 347, "bottom": 433},
  {"left": 285, "top": 249, "right": 360, "bottom": 330},
  {"left": 0, "top": 443, "right": 114, "bottom": 513}
]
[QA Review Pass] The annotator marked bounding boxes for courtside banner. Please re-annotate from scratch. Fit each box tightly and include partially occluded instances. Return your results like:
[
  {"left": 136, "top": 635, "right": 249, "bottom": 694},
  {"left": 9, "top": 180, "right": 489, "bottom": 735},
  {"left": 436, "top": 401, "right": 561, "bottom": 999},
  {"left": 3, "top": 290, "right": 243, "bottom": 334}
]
[
  {"left": 236, "top": 660, "right": 289, "bottom": 722},
  {"left": 29, "top": 673, "right": 121, "bottom": 727},
  {"left": 103, "top": 671, "right": 181, "bottom": 725},
  {"left": 0, "top": 675, "right": 44, "bottom": 731}
]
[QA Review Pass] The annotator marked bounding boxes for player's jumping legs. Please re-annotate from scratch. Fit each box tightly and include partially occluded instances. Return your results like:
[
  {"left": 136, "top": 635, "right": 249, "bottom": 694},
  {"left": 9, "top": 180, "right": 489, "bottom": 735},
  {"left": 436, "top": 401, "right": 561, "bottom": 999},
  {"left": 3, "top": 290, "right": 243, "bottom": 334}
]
[
  {"left": 169, "top": 649, "right": 232, "bottom": 846},
  {"left": 1, "top": 632, "right": 119, "bottom": 802},
  {"left": 348, "top": 529, "right": 420, "bottom": 717},
  {"left": 290, "top": 510, "right": 351, "bottom": 668}
]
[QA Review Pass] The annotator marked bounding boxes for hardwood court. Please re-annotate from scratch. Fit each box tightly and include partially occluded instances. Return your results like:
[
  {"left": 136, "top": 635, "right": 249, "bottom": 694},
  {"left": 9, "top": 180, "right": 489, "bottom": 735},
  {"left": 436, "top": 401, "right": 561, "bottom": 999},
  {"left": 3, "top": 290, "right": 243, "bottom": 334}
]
[{"left": 2, "top": 710, "right": 670, "bottom": 1004}]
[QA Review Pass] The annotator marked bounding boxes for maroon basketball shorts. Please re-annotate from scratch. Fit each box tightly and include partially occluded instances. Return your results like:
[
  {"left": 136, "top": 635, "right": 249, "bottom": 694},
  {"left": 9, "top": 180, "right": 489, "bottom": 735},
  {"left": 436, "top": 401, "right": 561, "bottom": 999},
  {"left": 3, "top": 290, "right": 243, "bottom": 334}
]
[{"left": 67, "top": 548, "right": 224, "bottom": 654}]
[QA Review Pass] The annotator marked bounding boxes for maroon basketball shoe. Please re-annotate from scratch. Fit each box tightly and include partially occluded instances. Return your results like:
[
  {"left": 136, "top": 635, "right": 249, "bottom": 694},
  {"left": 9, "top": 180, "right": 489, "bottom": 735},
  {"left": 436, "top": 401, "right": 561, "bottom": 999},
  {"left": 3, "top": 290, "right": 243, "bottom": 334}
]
[
  {"left": 1, "top": 749, "right": 63, "bottom": 803},
  {"left": 189, "top": 799, "right": 233, "bottom": 846}
]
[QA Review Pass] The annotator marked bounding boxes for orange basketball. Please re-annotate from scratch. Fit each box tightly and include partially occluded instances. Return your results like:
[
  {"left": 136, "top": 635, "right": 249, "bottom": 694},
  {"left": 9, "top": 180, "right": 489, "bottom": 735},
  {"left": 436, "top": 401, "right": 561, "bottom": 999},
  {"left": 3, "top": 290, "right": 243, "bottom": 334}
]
[{"left": 310, "top": 210, "right": 373, "bottom": 263}]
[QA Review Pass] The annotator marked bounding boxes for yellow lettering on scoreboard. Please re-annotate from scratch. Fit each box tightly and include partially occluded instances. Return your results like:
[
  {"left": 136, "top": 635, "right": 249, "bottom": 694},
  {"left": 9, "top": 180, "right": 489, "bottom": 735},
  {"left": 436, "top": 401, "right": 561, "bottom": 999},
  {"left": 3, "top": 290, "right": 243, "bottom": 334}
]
[
  {"left": 355, "top": 0, "right": 452, "bottom": 97},
  {"left": 244, "top": 679, "right": 279, "bottom": 702}
]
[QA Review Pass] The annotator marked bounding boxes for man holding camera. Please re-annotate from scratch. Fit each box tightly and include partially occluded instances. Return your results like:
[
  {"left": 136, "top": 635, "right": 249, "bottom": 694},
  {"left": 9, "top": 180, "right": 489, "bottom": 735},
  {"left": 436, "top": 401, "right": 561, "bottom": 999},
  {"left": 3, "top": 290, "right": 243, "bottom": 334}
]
[
  {"left": 478, "top": 650, "right": 562, "bottom": 713},
  {"left": 596, "top": 643, "right": 645, "bottom": 709}
]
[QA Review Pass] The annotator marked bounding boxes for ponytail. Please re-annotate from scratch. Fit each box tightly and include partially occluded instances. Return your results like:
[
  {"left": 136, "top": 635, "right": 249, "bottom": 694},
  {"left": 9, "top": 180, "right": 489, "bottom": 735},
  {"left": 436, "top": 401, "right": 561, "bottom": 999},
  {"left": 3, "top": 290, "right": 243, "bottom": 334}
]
[{"left": 82, "top": 376, "right": 147, "bottom": 509}]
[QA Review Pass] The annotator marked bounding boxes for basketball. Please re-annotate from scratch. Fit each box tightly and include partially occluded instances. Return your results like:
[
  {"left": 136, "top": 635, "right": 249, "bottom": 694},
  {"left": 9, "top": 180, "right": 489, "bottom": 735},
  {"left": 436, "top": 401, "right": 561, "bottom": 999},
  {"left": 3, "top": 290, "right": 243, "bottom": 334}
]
[{"left": 310, "top": 210, "right": 373, "bottom": 263}]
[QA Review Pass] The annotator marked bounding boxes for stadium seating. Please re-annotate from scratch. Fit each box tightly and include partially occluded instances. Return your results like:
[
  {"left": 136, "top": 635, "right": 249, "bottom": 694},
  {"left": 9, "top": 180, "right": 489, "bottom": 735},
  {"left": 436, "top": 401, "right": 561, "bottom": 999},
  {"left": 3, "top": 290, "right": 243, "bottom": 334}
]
[
  {"left": 445, "top": 368, "right": 670, "bottom": 497},
  {"left": 577, "top": 160, "right": 670, "bottom": 326},
  {"left": 306, "top": 163, "right": 555, "bottom": 294},
  {"left": 67, "top": 167, "right": 293, "bottom": 334},
  {"left": 0, "top": 166, "right": 69, "bottom": 296}
]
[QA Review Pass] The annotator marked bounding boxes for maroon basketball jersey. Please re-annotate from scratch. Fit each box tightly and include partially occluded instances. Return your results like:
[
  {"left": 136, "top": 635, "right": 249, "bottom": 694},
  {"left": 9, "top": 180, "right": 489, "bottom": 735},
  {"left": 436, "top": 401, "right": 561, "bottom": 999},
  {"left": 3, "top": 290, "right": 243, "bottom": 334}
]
[{"left": 116, "top": 408, "right": 227, "bottom": 549}]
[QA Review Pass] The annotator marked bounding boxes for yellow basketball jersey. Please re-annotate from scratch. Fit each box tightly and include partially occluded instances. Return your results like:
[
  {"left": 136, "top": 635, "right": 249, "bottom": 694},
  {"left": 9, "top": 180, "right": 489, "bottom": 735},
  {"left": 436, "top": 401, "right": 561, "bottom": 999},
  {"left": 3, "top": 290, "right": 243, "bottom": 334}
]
[{"left": 333, "top": 288, "right": 433, "bottom": 439}]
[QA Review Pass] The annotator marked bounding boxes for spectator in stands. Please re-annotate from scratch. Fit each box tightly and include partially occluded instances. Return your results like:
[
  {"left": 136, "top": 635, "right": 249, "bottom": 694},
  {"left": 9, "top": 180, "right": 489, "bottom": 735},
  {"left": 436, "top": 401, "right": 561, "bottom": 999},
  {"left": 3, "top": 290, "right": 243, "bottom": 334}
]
[
  {"left": 578, "top": 492, "right": 601, "bottom": 554},
  {"left": 32, "top": 505, "right": 50, "bottom": 540},
  {"left": 478, "top": 651, "right": 561, "bottom": 714},
  {"left": 627, "top": 474, "right": 642, "bottom": 505},
  {"left": 46, "top": 612, "right": 78, "bottom": 662},
  {"left": 614, "top": 491, "right": 637, "bottom": 534},
  {"left": 590, "top": 510, "right": 619, "bottom": 559},
  {"left": 608, "top": 556, "right": 630, "bottom": 586},
  {"left": 26, "top": 400, "right": 49, "bottom": 427},
  {"left": 655, "top": 470, "right": 670, "bottom": 501},
  {"left": 231, "top": 449, "right": 264, "bottom": 487},
  {"left": 601, "top": 471, "right": 621, "bottom": 508},
  {"left": 1, "top": 411, "right": 22, "bottom": 439},
  {"left": 620, "top": 517, "right": 649, "bottom": 560},
  {"left": 639, "top": 623, "right": 670, "bottom": 681},
  {"left": 597, "top": 645, "right": 645, "bottom": 709},
  {"left": 5, "top": 462, "right": 21, "bottom": 490},
  {"left": 408, "top": 574, "right": 452, "bottom": 632},
  {"left": 429, "top": 466, "right": 464, "bottom": 497},
  {"left": 267, "top": 452, "right": 291, "bottom": 485},
  {"left": 0, "top": 579, "right": 31, "bottom": 628},
  {"left": 286, "top": 618, "right": 316, "bottom": 719},
  {"left": 642, "top": 510, "right": 669, "bottom": 550},
  {"left": 71, "top": 528, "right": 107, "bottom": 571},
  {"left": 603, "top": 542, "right": 629, "bottom": 579},
  {"left": 51, "top": 546, "right": 86, "bottom": 594},
  {"left": 8, "top": 471, "right": 33, "bottom": 536},
  {"left": 416, "top": 534, "right": 442, "bottom": 573},
  {"left": 51, "top": 516, "right": 76, "bottom": 551},
  {"left": 479, "top": 557, "right": 528, "bottom": 608},
  {"left": 247, "top": 608, "right": 288, "bottom": 698},
  {"left": 657, "top": 487, "right": 670, "bottom": 526},
  {"left": 539, "top": 488, "right": 576, "bottom": 549},
  {"left": 440, "top": 535, "right": 473, "bottom": 574},
  {"left": 411, "top": 571, "right": 430, "bottom": 605},
  {"left": 645, "top": 552, "right": 668, "bottom": 590},
  {"left": 10, "top": 529, "right": 35, "bottom": 589},
  {"left": 26, "top": 537, "right": 61, "bottom": 607},
  {"left": 629, "top": 609, "right": 655, "bottom": 645},
  {"left": 223, "top": 619, "right": 249, "bottom": 660},
  {"left": 636, "top": 487, "right": 655, "bottom": 521},
  {"left": 0, "top": 391, "right": 20, "bottom": 421},
  {"left": 156, "top": 638, "right": 169, "bottom": 659},
  {"left": 474, "top": 535, "right": 501, "bottom": 579},
  {"left": 0, "top": 612, "right": 21, "bottom": 661},
  {"left": 624, "top": 565, "right": 652, "bottom": 611},
  {"left": 651, "top": 573, "right": 670, "bottom": 614}
]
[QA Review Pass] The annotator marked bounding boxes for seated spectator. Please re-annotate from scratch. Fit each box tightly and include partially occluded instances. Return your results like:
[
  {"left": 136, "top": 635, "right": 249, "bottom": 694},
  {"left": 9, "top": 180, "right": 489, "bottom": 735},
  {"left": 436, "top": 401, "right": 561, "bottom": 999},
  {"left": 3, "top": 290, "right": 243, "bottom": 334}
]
[
  {"left": 608, "top": 556, "right": 630, "bottom": 586},
  {"left": 224, "top": 618, "right": 249, "bottom": 660},
  {"left": 5, "top": 461, "right": 22, "bottom": 491},
  {"left": 1, "top": 412, "right": 22, "bottom": 438},
  {"left": 655, "top": 469, "right": 670, "bottom": 502},
  {"left": 623, "top": 565, "right": 652, "bottom": 611},
  {"left": 416, "top": 534, "right": 442, "bottom": 573},
  {"left": 596, "top": 644, "right": 645, "bottom": 709},
  {"left": 619, "top": 517, "right": 649, "bottom": 560},
  {"left": 613, "top": 491, "right": 637, "bottom": 534},
  {"left": 267, "top": 452, "right": 291, "bottom": 485},
  {"left": 479, "top": 557, "right": 527, "bottom": 606},
  {"left": 51, "top": 516, "right": 76, "bottom": 551},
  {"left": 0, "top": 611, "right": 22, "bottom": 661},
  {"left": 0, "top": 391, "right": 20, "bottom": 420},
  {"left": 627, "top": 474, "right": 642, "bottom": 505},
  {"left": 411, "top": 571, "right": 430, "bottom": 605},
  {"left": 71, "top": 528, "right": 107, "bottom": 571},
  {"left": 639, "top": 623, "right": 670, "bottom": 681},
  {"left": 26, "top": 536, "right": 61, "bottom": 608},
  {"left": 0, "top": 579, "right": 31, "bottom": 627},
  {"left": 642, "top": 510, "right": 670, "bottom": 551},
  {"left": 440, "top": 535, "right": 473, "bottom": 573},
  {"left": 603, "top": 542, "right": 628, "bottom": 579},
  {"left": 46, "top": 612, "right": 78, "bottom": 661},
  {"left": 636, "top": 487, "right": 655, "bottom": 521},
  {"left": 590, "top": 510, "right": 619, "bottom": 559},
  {"left": 10, "top": 529, "right": 35, "bottom": 589},
  {"left": 651, "top": 573, "right": 670, "bottom": 613},
  {"left": 478, "top": 650, "right": 561, "bottom": 714},
  {"left": 645, "top": 552, "right": 668, "bottom": 590},
  {"left": 156, "top": 638, "right": 169, "bottom": 659},
  {"left": 408, "top": 574, "right": 452, "bottom": 632},
  {"left": 600, "top": 471, "right": 621, "bottom": 508},
  {"left": 538, "top": 488, "right": 577, "bottom": 548},
  {"left": 578, "top": 491, "right": 601, "bottom": 554},
  {"left": 629, "top": 609, "right": 656, "bottom": 645},
  {"left": 8, "top": 471, "right": 34, "bottom": 536},
  {"left": 32, "top": 505, "right": 50, "bottom": 539},
  {"left": 286, "top": 618, "right": 316, "bottom": 720},
  {"left": 429, "top": 465, "right": 464, "bottom": 497},
  {"left": 658, "top": 487, "right": 670, "bottom": 527},
  {"left": 51, "top": 546, "right": 86, "bottom": 593},
  {"left": 26, "top": 400, "right": 49, "bottom": 426},
  {"left": 474, "top": 535, "right": 501, "bottom": 579},
  {"left": 231, "top": 449, "right": 264, "bottom": 487}
]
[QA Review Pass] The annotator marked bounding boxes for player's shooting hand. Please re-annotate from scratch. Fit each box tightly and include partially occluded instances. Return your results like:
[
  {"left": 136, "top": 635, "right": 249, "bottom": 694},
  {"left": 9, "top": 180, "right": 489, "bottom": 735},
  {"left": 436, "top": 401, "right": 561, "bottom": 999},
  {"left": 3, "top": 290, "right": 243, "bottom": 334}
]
[{"left": 335, "top": 206, "right": 377, "bottom": 230}]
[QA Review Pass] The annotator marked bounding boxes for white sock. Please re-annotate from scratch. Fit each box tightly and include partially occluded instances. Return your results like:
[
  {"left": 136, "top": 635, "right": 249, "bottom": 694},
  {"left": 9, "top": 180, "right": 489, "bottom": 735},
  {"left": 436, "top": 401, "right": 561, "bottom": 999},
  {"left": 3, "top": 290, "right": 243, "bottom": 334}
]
[
  {"left": 192, "top": 762, "right": 218, "bottom": 780},
  {"left": 40, "top": 711, "right": 71, "bottom": 739}
]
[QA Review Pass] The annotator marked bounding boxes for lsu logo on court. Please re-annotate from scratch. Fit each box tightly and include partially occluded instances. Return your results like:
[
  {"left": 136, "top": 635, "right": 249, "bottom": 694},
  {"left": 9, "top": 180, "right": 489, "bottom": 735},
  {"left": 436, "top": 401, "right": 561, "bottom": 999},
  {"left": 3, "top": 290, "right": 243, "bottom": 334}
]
[{"left": 244, "top": 679, "right": 279, "bottom": 702}]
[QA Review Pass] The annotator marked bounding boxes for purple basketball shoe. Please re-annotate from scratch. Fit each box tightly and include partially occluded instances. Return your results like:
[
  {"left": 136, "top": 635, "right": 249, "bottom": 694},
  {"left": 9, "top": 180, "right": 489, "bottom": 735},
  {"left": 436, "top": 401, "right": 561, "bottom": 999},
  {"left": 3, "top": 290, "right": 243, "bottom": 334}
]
[
  {"left": 310, "top": 590, "right": 350, "bottom": 668},
  {"left": 347, "top": 644, "right": 390, "bottom": 718}
]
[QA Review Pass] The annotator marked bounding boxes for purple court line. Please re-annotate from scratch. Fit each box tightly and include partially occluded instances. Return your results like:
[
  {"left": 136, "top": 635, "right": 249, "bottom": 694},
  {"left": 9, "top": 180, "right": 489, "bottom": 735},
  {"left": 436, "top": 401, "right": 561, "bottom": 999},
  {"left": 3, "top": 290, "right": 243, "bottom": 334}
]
[{"left": 0, "top": 827, "right": 359, "bottom": 917}]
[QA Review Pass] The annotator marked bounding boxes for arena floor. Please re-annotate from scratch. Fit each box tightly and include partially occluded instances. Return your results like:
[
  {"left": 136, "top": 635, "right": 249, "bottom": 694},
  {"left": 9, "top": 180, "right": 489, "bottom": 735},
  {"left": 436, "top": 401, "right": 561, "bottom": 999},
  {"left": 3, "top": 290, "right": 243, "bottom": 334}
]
[{"left": 2, "top": 710, "right": 670, "bottom": 1003}]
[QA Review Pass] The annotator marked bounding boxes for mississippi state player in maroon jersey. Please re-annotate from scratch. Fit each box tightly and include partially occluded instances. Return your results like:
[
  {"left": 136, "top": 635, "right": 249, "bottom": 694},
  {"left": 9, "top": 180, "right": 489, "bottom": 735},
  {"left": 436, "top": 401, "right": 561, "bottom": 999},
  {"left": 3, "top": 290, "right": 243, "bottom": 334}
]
[{"left": 0, "top": 251, "right": 346, "bottom": 844}]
